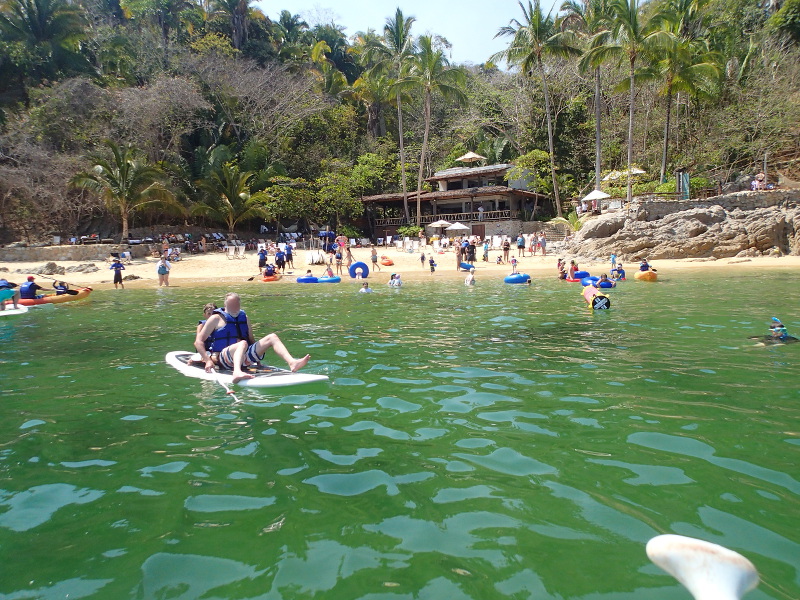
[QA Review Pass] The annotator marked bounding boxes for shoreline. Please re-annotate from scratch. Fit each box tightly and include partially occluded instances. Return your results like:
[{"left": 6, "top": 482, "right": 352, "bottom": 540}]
[{"left": 2, "top": 248, "right": 798, "bottom": 291}]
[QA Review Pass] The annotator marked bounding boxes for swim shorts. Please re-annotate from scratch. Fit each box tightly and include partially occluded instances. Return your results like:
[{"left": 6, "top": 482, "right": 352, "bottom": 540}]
[
  {"left": 218, "top": 343, "right": 265, "bottom": 370},
  {"left": 0, "top": 289, "right": 15, "bottom": 301}
]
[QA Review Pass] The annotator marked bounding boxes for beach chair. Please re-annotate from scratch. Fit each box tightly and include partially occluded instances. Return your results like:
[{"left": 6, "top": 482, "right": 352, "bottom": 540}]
[
  {"left": 376, "top": 238, "right": 384, "bottom": 246},
  {"left": 225, "top": 245, "right": 235, "bottom": 260}
]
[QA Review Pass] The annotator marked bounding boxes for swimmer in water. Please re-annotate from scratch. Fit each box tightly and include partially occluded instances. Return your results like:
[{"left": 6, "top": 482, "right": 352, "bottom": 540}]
[{"left": 749, "top": 317, "right": 798, "bottom": 345}]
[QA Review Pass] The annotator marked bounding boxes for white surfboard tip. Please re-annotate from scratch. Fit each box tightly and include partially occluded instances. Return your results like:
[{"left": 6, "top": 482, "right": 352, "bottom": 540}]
[{"left": 647, "top": 534, "right": 759, "bottom": 600}]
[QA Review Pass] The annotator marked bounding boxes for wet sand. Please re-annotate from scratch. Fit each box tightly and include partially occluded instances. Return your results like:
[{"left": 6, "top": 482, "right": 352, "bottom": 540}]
[{"left": 2, "top": 246, "right": 799, "bottom": 290}]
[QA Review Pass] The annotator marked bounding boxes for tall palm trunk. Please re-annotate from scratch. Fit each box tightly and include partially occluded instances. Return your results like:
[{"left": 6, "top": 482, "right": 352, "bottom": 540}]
[
  {"left": 121, "top": 208, "right": 129, "bottom": 241},
  {"left": 626, "top": 58, "right": 636, "bottom": 204},
  {"left": 415, "top": 90, "right": 432, "bottom": 227},
  {"left": 397, "top": 94, "right": 410, "bottom": 222},
  {"left": 538, "top": 57, "right": 562, "bottom": 218},
  {"left": 660, "top": 80, "right": 673, "bottom": 183},
  {"left": 594, "top": 67, "right": 602, "bottom": 190}
]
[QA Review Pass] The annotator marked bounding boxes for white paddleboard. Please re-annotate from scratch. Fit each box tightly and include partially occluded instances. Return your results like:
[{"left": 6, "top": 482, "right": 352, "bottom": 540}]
[
  {"left": 0, "top": 305, "right": 29, "bottom": 317},
  {"left": 165, "top": 351, "right": 329, "bottom": 388}
]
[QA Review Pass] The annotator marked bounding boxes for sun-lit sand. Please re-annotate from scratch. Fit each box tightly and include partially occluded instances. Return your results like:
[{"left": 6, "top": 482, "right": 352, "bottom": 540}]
[{"left": 3, "top": 245, "right": 799, "bottom": 291}]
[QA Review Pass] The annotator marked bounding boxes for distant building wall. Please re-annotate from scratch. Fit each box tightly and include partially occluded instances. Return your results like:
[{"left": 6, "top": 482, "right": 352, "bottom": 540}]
[{"left": 0, "top": 244, "right": 153, "bottom": 262}]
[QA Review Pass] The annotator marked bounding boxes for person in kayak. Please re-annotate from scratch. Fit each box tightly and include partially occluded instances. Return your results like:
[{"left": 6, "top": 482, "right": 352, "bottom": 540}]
[
  {"left": 53, "top": 281, "right": 70, "bottom": 295},
  {"left": 19, "top": 276, "right": 45, "bottom": 299},
  {"left": 0, "top": 278, "right": 21, "bottom": 310},
  {"left": 194, "top": 292, "right": 310, "bottom": 383}
]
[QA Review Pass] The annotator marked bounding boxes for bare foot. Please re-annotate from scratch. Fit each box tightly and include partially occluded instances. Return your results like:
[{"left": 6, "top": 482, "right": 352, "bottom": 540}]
[
  {"left": 289, "top": 354, "right": 310, "bottom": 372},
  {"left": 231, "top": 371, "right": 255, "bottom": 384}
]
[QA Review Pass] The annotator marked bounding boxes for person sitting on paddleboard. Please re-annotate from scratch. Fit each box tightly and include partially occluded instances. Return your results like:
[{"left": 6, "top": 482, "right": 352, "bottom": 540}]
[
  {"left": 194, "top": 292, "right": 310, "bottom": 383},
  {"left": 195, "top": 303, "right": 218, "bottom": 354},
  {"left": 53, "top": 281, "right": 70, "bottom": 295},
  {"left": 0, "top": 278, "right": 21, "bottom": 310},
  {"left": 19, "top": 276, "right": 44, "bottom": 300},
  {"left": 264, "top": 263, "right": 276, "bottom": 277}
]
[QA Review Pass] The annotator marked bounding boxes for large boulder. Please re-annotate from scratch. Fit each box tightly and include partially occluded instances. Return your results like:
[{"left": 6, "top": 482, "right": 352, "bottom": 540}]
[{"left": 565, "top": 204, "right": 800, "bottom": 260}]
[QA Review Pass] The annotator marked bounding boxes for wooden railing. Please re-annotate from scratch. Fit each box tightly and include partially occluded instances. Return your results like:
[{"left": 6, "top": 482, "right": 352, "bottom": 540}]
[{"left": 375, "top": 210, "right": 519, "bottom": 227}]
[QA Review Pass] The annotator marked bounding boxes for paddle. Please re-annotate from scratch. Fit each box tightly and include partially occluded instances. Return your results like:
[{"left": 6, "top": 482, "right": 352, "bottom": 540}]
[
  {"left": 36, "top": 275, "right": 82, "bottom": 293},
  {"left": 646, "top": 534, "right": 759, "bottom": 600},
  {"left": 214, "top": 371, "right": 242, "bottom": 403}
]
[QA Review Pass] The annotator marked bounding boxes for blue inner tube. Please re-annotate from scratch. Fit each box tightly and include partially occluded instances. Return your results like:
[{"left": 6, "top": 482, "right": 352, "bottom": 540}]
[
  {"left": 460, "top": 262, "right": 475, "bottom": 271},
  {"left": 349, "top": 261, "right": 369, "bottom": 279},
  {"left": 573, "top": 270, "right": 590, "bottom": 279},
  {"left": 317, "top": 276, "right": 341, "bottom": 283},
  {"left": 504, "top": 273, "right": 531, "bottom": 284},
  {"left": 581, "top": 276, "right": 600, "bottom": 286},
  {"left": 597, "top": 280, "right": 614, "bottom": 288},
  {"left": 296, "top": 276, "right": 318, "bottom": 283}
]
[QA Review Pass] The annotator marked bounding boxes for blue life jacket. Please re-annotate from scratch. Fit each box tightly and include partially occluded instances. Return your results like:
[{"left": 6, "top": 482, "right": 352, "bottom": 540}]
[
  {"left": 285, "top": 246, "right": 293, "bottom": 256},
  {"left": 265, "top": 265, "right": 275, "bottom": 276},
  {"left": 275, "top": 251, "right": 285, "bottom": 262},
  {"left": 54, "top": 284, "right": 68, "bottom": 295},
  {"left": 0, "top": 279, "right": 10, "bottom": 289},
  {"left": 19, "top": 281, "right": 39, "bottom": 299},
  {"left": 617, "top": 268, "right": 626, "bottom": 279},
  {"left": 198, "top": 319, "right": 215, "bottom": 351},
  {"left": 209, "top": 309, "right": 250, "bottom": 352},
  {"left": 640, "top": 263, "right": 650, "bottom": 271}
]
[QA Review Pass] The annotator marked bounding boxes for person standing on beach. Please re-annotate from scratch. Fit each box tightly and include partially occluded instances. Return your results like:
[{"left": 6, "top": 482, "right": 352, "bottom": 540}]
[
  {"left": 257, "top": 247, "right": 268, "bottom": 270},
  {"left": 285, "top": 244, "right": 294, "bottom": 268},
  {"left": 429, "top": 256, "right": 436, "bottom": 273},
  {"left": 510, "top": 256, "right": 518, "bottom": 274},
  {"left": 110, "top": 258, "right": 125, "bottom": 289},
  {"left": 371, "top": 246, "right": 381, "bottom": 271},
  {"left": 274, "top": 248, "right": 286, "bottom": 273},
  {"left": 420, "top": 251, "right": 426, "bottom": 268},
  {"left": 455, "top": 244, "right": 462, "bottom": 271},
  {"left": 516, "top": 234, "right": 525, "bottom": 257},
  {"left": 156, "top": 257, "right": 171, "bottom": 286},
  {"left": 334, "top": 248, "right": 343, "bottom": 275},
  {"left": 483, "top": 240, "right": 489, "bottom": 262},
  {"left": 610, "top": 253, "right": 617, "bottom": 271},
  {"left": 345, "top": 247, "right": 354, "bottom": 268},
  {"left": 539, "top": 233, "right": 547, "bottom": 257},
  {"left": 502, "top": 238, "right": 510, "bottom": 263}
]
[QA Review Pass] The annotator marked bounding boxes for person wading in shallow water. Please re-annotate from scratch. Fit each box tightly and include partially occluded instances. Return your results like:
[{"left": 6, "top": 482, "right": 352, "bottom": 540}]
[{"left": 194, "top": 292, "right": 309, "bottom": 383}]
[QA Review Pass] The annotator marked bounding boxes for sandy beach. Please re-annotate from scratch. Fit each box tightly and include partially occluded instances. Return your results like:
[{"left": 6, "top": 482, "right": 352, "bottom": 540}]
[{"left": 3, "top": 246, "right": 799, "bottom": 291}]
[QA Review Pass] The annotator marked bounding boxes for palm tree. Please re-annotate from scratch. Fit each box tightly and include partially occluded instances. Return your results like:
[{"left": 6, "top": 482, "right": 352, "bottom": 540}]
[
  {"left": 0, "top": 0, "right": 87, "bottom": 82},
  {"left": 70, "top": 142, "right": 179, "bottom": 240},
  {"left": 561, "top": 0, "right": 612, "bottom": 190},
  {"left": 493, "top": 0, "right": 580, "bottom": 218},
  {"left": 647, "top": 38, "right": 721, "bottom": 181},
  {"left": 212, "top": 0, "right": 250, "bottom": 50},
  {"left": 193, "top": 163, "right": 271, "bottom": 233},
  {"left": 582, "top": 0, "right": 674, "bottom": 203},
  {"left": 351, "top": 72, "right": 394, "bottom": 138},
  {"left": 366, "top": 8, "right": 417, "bottom": 222},
  {"left": 395, "top": 35, "right": 467, "bottom": 226}
]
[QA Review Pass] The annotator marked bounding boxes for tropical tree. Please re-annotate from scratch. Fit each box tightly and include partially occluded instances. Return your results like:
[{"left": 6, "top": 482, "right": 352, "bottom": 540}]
[
  {"left": 0, "top": 0, "right": 88, "bottom": 84},
  {"left": 582, "top": 0, "right": 674, "bottom": 203},
  {"left": 366, "top": 8, "right": 417, "bottom": 222},
  {"left": 561, "top": 0, "right": 613, "bottom": 190},
  {"left": 494, "top": 0, "right": 580, "bottom": 218},
  {"left": 646, "top": 37, "right": 721, "bottom": 181},
  {"left": 193, "top": 162, "right": 271, "bottom": 232},
  {"left": 350, "top": 71, "right": 394, "bottom": 138},
  {"left": 396, "top": 35, "right": 467, "bottom": 226},
  {"left": 70, "top": 141, "right": 179, "bottom": 240},
  {"left": 212, "top": 0, "right": 250, "bottom": 50}
]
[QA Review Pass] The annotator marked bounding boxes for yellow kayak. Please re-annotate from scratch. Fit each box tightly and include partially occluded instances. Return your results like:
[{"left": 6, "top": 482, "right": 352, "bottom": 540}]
[{"left": 634, "top": 271, "right": 658, "bottom": 282}]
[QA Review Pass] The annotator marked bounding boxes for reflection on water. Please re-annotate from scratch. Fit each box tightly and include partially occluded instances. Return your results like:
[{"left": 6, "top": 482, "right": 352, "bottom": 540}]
[{"left": 0, "top": 271, "right": 797, "bottom": 599}]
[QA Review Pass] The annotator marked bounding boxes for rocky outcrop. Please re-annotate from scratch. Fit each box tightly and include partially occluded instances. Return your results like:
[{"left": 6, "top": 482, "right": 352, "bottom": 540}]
[
  {"left": 13, "top": 262, "right": 100, "bottom": 275},
  {"left": 569, "top": 204, "right": 800, "bottom": 260}
]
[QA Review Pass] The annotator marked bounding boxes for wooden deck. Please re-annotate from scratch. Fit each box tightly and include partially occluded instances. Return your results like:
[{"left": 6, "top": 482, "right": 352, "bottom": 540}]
[{"left": 375, "top": 210, "right": 519, "bottom": 227}]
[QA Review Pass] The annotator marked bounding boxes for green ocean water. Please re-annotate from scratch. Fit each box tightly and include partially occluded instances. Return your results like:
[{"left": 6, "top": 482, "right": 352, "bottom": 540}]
[{"left": 0, "top": 270, "right": 797, "bottom": 600}]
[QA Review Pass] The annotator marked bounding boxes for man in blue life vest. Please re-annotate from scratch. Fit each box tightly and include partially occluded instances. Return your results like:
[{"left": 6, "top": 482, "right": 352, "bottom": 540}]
[
  {"left": 194, "top": 292, "right": 309, "bottom": 383},
  {"left": 19, "top": 276, "right": 45, "bottom": 300},
  {"left": 0, "top": 278, "right": 21, "bottom": 310}
]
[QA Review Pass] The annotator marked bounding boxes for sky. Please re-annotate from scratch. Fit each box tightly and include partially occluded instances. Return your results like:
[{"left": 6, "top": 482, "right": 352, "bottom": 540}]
[{"left": 253, "top": 0, "right": 563, "bottom": 66}]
